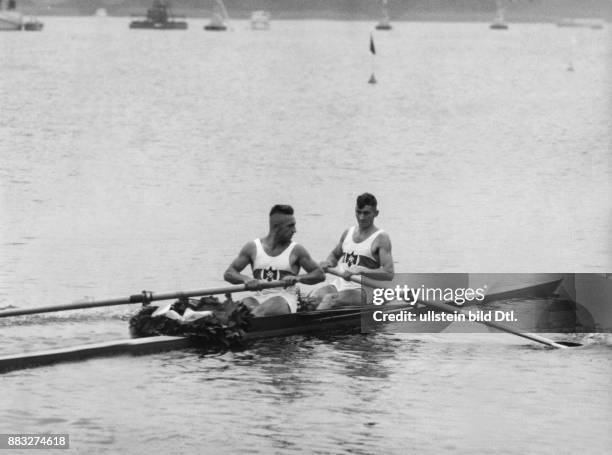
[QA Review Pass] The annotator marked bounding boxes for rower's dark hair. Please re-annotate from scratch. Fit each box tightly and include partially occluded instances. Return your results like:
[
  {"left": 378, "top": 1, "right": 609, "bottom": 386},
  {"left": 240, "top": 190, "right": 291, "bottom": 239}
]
[
  {"left": 269, "top": 204, "right": 294, "bottom": 216},
  {"left": 356, "top": 193, "right": 377, "bottom": 209}
]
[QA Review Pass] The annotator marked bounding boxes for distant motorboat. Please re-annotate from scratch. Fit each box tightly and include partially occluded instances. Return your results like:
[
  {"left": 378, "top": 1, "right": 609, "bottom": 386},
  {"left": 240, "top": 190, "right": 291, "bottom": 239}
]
[
  {"left": 129, "top": 0, "right": 187, "bottom": 30},
  {"left": 557, "top": 18, "right": 604, "bottom": 29},
  {"left": 0, "top": 0, "right": 43, "bottom": 31},
  {"left": 250, "top": 10, "right": 270, "bottom": 30},
  {"left": 23, "top": 19, "right": 42, "bottom": 30},
  {"left": 94, "top": 8, "right": 108, "bottom": 17}
]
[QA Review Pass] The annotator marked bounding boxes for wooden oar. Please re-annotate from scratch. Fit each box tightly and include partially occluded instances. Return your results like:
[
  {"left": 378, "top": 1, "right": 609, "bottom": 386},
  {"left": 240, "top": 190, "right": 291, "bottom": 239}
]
[
  {"left": 326, "top": 269, "right": 579, "bottom": 348},
  {"left": 0, "top": 281, "right": 288, "bottom": 318}
]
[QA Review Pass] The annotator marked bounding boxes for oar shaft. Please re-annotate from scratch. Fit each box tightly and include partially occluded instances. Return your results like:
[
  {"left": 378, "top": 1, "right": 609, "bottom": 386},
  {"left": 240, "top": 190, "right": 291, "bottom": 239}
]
[
  {"left": 0, "top": 281, "right": 287, "bottom": 318},
  {"left": 411, "top": 295, "right": 568, "bottom": 349},
  {"left": 0, "top": 298, "right": 138, "bottom": 317},
  {"left": 326, "top": 269, "right": 568, "bottom": 349}
]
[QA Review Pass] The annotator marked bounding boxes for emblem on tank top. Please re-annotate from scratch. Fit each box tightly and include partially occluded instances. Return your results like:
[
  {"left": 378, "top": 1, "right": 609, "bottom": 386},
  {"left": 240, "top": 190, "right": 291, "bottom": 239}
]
[
  {"left": 343, "top": 252, "right": 359, "bottom": 267},
  {"left": 262, "top": 267, "right": 278, "bottom": 281}
]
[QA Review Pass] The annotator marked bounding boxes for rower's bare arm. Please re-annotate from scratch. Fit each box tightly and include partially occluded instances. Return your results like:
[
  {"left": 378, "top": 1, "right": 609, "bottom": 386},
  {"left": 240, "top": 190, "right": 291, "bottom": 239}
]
[
  {"left": 294, "top": 245, "right": 325, "bottom": 285},
  {"left": 320, "top": 230, "right": 348, "bottom": 270},
  {"left": 223, "top": 242, "right": 257, "bottom": 286},
  {"left": 373, "top": 233, "right": 394, "bottom": 281}
]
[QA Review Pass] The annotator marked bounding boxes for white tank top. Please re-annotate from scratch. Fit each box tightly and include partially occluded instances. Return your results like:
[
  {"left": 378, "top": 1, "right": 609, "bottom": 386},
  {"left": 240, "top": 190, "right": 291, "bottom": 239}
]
[
  {"left": 338, "top": 226, "right": 383, "bottom": 274},
  {"left": 252, "top": 238, "right": 297, "bottom": 282}
]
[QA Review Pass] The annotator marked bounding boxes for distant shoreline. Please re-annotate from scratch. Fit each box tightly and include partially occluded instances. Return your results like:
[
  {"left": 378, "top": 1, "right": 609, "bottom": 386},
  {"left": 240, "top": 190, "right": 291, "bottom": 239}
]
[
  {"left": 16, "top": 0, "right": 612, "bottom": 22},
  {"left": 19, "top": 14, "right": 612, "bottom": 25}
]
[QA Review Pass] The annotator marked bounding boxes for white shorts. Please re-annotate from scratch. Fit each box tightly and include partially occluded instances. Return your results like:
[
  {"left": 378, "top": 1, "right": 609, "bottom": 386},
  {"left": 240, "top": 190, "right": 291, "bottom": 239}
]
[{"left": 252, "top": 290, "right": 299, "bottom": 313}]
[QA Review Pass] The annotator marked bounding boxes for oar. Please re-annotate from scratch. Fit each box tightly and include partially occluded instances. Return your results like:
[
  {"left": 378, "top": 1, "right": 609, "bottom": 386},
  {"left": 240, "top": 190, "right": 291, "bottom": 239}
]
[
  {"left": 0, "top": 281, "right": 288, "bottom": 318},
  {"left": 326, "top": 269, "right": 579, "bottom": 348}
]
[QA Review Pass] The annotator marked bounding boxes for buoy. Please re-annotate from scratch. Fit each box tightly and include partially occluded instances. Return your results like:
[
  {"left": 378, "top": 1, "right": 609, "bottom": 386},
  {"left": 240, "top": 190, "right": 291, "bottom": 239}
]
[{"left": 368, "top": 73, "right": 377, "bottom": 84}]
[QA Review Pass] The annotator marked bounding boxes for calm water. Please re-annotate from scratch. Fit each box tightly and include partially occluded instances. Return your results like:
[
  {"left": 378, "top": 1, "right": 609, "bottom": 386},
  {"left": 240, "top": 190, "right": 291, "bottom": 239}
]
[{"left": 1, "top": 17, "right": 611, "bottom": 454}]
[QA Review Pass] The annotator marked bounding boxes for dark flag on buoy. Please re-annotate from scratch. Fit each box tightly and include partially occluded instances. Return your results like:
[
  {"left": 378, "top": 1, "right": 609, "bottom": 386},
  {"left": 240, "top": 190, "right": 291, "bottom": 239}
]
[{"left": 368, "top": 33, "right": 377, "bottom": 84}]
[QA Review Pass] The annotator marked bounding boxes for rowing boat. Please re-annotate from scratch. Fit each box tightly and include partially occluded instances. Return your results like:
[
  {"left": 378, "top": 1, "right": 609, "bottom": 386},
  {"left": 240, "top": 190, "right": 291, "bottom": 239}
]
[
  {"left": 0, "top": 307, "right": 377, "bottom": 373},
  {"left": 0, "top": 279, "right": 564, "bottom": 373}
]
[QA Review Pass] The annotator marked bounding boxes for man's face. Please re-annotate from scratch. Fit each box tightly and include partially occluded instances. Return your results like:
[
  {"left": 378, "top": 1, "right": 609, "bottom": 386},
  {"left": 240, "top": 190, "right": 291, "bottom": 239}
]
[
  {"left": 355, "top": 205, "right": 377, "bottom": 229},
  {"left": 276, "top": 214, "right": 297, "bottom": 242}
]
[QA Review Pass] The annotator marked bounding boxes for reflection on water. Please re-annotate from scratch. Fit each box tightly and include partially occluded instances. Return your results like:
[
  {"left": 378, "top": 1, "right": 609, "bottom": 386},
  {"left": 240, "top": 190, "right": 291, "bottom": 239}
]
[{"left": 326, "top": 333, "right": 409, "bottom": 380}]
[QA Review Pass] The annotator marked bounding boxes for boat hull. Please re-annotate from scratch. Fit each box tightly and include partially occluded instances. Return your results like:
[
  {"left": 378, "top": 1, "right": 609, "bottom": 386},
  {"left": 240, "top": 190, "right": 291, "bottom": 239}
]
[
  {"left": 0, "top": 12, "right": 22, "bottom": 30},
  {"left": 0, "top": 336, "right": 192, "bottom": 373},
  {"left": 0, "top": 278, "right": 568, "bottom": 373},
  {"left": 0, "top": 11, "right": 42, "bottom": 31},
  {"left": 204, "top": 25, "right": 226, "bottom": 31},
  {"left": 129, "top": 20, "right": 187, "bottom": 29},
  {"left": 251, "top": 22, "right": 269, "bottom": 30},
  {"left": 23, "top": 21, "right": 42, "bottom": 31},
  {"left": 250, "top": 10, "right": 270, "bottom": 30}
]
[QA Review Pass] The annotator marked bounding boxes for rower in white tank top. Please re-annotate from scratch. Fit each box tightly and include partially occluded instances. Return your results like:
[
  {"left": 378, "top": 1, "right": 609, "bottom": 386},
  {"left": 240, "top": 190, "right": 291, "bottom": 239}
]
[
  {"left": 251, "top": 238, "right": 299, "bottom": 312},
  {"left": 333, "top": 226, "right": 384, "bottom": 291}
]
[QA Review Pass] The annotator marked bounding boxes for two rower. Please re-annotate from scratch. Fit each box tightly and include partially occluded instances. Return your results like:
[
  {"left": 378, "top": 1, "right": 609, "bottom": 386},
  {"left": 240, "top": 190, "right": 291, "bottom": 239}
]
[{"left": 223, "top": 193, "right": 394, "bottom": 316}]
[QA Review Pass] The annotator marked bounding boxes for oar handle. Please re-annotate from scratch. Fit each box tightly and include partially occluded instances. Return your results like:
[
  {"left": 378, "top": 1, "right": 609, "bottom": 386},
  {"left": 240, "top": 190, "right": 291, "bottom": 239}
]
[
  {"left": 325, "top": 268, "right": 375, "bottom": 288},
  {"left": 0, "top": 281, "right": 288, "bottom": 318},
  {"left": 325, "top": 269, "right": 568, "bottom": 349}
]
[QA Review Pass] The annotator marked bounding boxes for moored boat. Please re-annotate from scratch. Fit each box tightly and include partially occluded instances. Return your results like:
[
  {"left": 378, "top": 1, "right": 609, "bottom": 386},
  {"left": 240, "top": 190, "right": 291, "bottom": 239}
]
[
  {"left": 129, "top": 0, "right": 187, "bottom": 30},
  {"left": 557, "top": 18, "right": 604, "bottom": 29},
  {"left": 490, "top": 22, "right": 508, "bottom": 30},
  {"left": 375, "top": 19, "right": 391, "bottom": 31},
  {"left": 250, "top": 10, "right": 270, "bottom": 30},
  {"left": 204, "top": 0, "right": 229, "bottom": 31},
  {"left": 375, "top": 0, "right": 392, "bottom": 30},
  {"left": 0, "top": 0, "right": 43, "bottom": 31},
  {"left": 23, "top": 18, "right": 42, "bottom": 30},
  {"left": 204, "top": 13, "right": 226, "bottom": 31},
  {"left": 489, "top": 0, "right": 508, "bottom": 30},
  {"left": 0, "top": 0, "right": 22, "bottom": 30}
]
